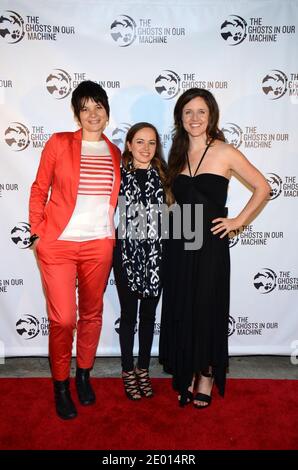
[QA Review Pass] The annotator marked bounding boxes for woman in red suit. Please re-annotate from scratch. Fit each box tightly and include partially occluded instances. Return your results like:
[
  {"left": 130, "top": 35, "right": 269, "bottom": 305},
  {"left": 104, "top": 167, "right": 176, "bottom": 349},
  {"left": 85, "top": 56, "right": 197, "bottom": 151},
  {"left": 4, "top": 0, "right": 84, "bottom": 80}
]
[{"left": 29, "top": 81, "right": 121, "bottom": 419}]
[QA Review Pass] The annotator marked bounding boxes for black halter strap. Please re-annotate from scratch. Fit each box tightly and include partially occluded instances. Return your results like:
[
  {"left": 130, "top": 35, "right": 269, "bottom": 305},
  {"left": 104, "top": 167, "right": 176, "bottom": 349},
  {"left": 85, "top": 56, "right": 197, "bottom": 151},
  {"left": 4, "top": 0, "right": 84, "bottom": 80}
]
[{"left": 186, "top": 140, "right": 213, "bottom": 178}]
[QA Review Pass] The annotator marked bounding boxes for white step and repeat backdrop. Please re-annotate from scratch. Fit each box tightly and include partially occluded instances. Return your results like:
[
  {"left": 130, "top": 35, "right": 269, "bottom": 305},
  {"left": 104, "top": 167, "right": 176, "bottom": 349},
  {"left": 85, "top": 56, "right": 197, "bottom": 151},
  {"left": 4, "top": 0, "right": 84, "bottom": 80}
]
[{"left": 1, "top": 0, "right": 297, "bottom": 359}]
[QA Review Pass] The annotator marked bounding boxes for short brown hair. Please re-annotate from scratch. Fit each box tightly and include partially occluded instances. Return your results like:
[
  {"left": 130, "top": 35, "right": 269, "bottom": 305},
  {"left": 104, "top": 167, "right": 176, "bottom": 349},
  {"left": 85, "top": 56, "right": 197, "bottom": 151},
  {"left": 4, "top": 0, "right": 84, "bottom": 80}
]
[{"left": 71, "top": 80, "right": 110, "bottom": 121}]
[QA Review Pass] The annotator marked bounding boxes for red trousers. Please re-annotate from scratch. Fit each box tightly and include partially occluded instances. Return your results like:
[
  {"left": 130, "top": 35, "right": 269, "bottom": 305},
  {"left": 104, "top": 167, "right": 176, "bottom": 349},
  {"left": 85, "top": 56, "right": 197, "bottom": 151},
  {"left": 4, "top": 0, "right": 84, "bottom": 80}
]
[{"left": 36, "top": 238, "right": 113, "bottom": 380}]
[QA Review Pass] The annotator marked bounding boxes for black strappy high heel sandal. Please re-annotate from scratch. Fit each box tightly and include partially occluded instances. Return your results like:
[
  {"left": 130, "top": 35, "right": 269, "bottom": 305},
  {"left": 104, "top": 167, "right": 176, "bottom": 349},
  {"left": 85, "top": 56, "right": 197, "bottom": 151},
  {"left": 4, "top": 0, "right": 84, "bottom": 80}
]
[
  {"left": 178, "top": 374, "right": 198, "bottom": 407},
  {"left": 178, "top": 389, "right": 193, "bottom": 408},
  {"left": 135, "top": 367, "right": 154, "bottom": 398},
  {"left": 122, "top": 370, "right": 141, "bottom": 401},
  {"left": 193, "top": 370, "right": 214, "bottom": 409}
]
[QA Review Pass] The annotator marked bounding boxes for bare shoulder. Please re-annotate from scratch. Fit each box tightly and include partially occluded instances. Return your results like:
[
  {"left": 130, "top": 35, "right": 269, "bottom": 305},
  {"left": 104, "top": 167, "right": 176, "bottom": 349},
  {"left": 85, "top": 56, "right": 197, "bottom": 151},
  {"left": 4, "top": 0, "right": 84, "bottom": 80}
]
[
  {"left": 211, "top": 140, "right": 239, "bottom": 160},
  {"left": 211, "top": 140, "right": 233, "bottom": 152},
  {"left": 216, "top": 141, "right": 247, "bottom": 161},
  {"left": 211, "top": 139, "right": 227, "bottom": 149}
]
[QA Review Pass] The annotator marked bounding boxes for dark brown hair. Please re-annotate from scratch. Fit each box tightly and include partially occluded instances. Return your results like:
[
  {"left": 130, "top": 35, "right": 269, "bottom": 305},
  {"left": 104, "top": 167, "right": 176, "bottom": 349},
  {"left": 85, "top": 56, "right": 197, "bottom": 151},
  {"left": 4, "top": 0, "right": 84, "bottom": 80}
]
[
  {"left": 71, "top": 80, "right": 110, "bottom": 122},
  {"left": 122, "top": 122, "right": 169, "bottom": 202},
  {"left": 167, "top": 88, "right": 225, "bottom": 203}
]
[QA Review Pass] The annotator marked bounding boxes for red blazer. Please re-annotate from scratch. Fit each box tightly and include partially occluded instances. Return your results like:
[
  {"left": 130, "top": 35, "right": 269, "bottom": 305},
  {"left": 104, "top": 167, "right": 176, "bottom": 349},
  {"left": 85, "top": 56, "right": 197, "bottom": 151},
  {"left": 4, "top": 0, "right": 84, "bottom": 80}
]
[{"left": 29, "top": 129, "right": 121, "bottom": 242}]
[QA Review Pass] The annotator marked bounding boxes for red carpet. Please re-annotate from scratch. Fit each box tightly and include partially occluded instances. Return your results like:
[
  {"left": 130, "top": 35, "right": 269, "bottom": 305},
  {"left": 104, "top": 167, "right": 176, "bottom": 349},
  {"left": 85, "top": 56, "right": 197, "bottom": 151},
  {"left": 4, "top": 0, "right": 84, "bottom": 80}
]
[{"left": 0, "top": 378, "right": 297, "bottom": 450}]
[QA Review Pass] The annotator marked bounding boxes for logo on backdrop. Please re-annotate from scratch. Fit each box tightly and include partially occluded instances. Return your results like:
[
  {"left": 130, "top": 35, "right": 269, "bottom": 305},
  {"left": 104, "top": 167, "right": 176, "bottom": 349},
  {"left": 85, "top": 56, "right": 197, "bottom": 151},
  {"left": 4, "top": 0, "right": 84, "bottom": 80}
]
[
  {"left": 46, "top": 69, "right": 72, "bottom": 99},
  {"left": 114, "top": 318, "right": 120, "bottom": 334},
  {"left": 155, "top": 70, "right": 228, "bottom": 99},
  {"left": 253, "top": 268, "right": 277, "bottom": 293},
  {"left": 262, "top": 70, "right": 288, "bottom": 100},
  {"left": 110, "top": 14, "right": 186, "bottom": 46},
  {"left": 230, "top": 225, "right": 284, "bottom": 248},
  {"left": 160, "top": 130, "right": 173, "bottom": 150},
  {"left": 228, "top": 316, "right": 236, "bottom": 336},
  {"left": 267, "top": 173, "right": 283, "bottom": 200},
  {"left": 228, "top": 230, "right": 240, "bottom": 248},
  {"left": 229, "top": 316, "right": 279, "bottom": 336},
  {"left": 11, "top": 222, "right": 32, "bottom": 249},
  {"left": 155, "top": 70, "right": 180, "bottom": 99},
  {"left": 222, "top": 122, "right": 289, "bottom": 149},
  {"left": 266, "top": 173, "right": 298, "bottom": 199},
  {"left": 0, "top": 10, "right": 25, "bottom": 43},
  {"left": 5, "top": 122, "right": 30, "bottom": 151},
  {"left": 110, "top": 15, "right": 137, "bottom": 46},
  {"left": 115, "top": 318, "right": 137, "bottom": 334},
  {"left": 220, "top": 15, "right": 247, "bottom": 45},
  {"left": 222, "top": 123, "right": 243, "bottom": 148},
  {"left": 16, "top": 314, "right": 40, "bottom": 339},
  {"left": 220, "top": 14, "right": 295, "bottom": 45},
  {"left": 46, "top": 70, "right": 121, "bottom": 100},
  {"left": 111, "top": 123, "right": 131, "bottom": 149},
  {"left": 0, "top": 278, "right": 23, "bottom": 294},
  {"left": 0, "top": 10, "right": 75, "bottom": 43},
  {"left": 4, "top": 122, "right": 51, "bottom": 149},
  {"left": 0, "top": 183, "right": 19, "bottom": 199},
  {"left": 261, "top": 70, "right": 298, "bottom": 100},
  {"left": 40, "top": 317, "right": 49, "bottom": 336},
  {"left": 0, "top": 78, "right": 13, "bottom": 91}
]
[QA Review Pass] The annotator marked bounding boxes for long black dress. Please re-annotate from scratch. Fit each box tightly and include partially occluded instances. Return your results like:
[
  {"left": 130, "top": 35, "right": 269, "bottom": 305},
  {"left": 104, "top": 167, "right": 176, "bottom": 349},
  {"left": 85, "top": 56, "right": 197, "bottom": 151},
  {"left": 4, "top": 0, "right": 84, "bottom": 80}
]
[{"left": 159, "top": 146, "right": 230, "bottom": 399}]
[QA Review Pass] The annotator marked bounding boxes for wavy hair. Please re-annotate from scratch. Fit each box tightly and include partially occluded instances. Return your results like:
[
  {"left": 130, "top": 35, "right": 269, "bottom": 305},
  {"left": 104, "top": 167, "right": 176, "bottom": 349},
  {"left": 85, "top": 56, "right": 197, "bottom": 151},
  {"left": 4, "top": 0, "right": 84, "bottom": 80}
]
[{"left": 167, "top": 88, "right": 225, "bottom": 204}]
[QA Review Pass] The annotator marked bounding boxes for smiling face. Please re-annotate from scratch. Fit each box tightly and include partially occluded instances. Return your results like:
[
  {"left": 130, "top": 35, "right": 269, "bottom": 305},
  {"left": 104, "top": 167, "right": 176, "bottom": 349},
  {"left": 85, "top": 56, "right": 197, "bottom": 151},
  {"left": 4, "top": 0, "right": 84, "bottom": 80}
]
[
  {"left": 127, "top": 127, "right": 157, "bottom": 169},
  {"left": 79, "top": 98, "right": 108, "bottom": 141},
  {"left": 182, "top": 96, "right": 209, "bottom": 139}
]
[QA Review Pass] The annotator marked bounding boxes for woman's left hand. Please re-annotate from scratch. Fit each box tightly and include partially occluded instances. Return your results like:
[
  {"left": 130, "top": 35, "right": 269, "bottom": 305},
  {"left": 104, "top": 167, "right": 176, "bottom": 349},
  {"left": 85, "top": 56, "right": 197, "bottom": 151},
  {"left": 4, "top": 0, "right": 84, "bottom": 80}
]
[{"left": 211, "top": 217, "right": 241, "bottom": 238}]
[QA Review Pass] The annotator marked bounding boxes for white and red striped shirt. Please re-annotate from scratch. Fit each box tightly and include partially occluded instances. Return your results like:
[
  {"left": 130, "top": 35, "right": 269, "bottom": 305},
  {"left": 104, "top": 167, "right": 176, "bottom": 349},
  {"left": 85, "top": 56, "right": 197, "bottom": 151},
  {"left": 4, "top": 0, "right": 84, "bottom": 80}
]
[
  {"left": 59, "top": 140, "right": 114, "bottom": 241},
  {"left": 79, "top": 152, "right": 113, "bottom": 196}
]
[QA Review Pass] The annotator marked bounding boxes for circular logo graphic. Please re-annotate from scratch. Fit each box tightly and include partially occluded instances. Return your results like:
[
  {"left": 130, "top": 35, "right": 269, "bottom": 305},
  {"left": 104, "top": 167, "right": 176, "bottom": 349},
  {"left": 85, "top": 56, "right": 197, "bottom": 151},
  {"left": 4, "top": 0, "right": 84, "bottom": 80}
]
[
  {"left": 220, "top": 15, "right": 247, "bottom": 45},
  {"left": 266, "top": 173, "right": 283, "bottom": 200},
  {"left": 114, "top": 317, "right": 120, "bottom": 334},
  {"left": 114, "top": 317, "right": 137, "bottom": 335},
  {"left": 112, "top": 122, "right": 131, "bottom": 149},
  {"left": 16, "top": 314, "right": 40, "bottom": 339},
  {"left": 155, "top": 70, "right": 180, "bottom": 99},
  {"left": 0, "top": 10, "right": 25, "bottom": 44},
  {"left": 262, "top": 70, "right": 288, "bottom": 100},
  {"left": 5, "top": 122, "right": 30, "bottom": 151},
  {"left": 253, "top": 268, "right": 277, "bottom": 294},
  {"left": 228, "top": 316, "right": 236, "bottom": 336},
  {"left": 11, "top": 222, "right": 32, "bottom": 249},
  {"left": 222, "top": 123, "right": 243, "bottom": 149},
  {"left": 110, "top": 15, "right": 136, "bottom": 47},
  {"left": 46, "top": 69, "right": 72, "bottom": 99},
  {"left": 228, "top": 229, "right": 240, "bottom": 248}
]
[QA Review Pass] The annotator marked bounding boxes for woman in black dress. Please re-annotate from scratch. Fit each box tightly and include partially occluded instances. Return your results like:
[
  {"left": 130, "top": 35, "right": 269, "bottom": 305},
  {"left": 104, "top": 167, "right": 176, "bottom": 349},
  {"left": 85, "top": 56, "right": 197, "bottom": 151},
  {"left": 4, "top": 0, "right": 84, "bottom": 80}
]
[
  {"left": 113, "top": 122, "right": 167, "bottom": 400},
  {"left": 159, "top": 88, "right": 270, "bottom": 408}
]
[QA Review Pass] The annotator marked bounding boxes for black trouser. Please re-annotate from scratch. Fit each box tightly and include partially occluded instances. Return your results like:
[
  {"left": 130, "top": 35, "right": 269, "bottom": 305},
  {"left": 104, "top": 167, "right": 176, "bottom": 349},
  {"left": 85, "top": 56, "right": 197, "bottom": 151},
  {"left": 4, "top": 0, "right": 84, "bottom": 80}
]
[{"left": 113, "top": 244, "right": 161, "bottom": 372}]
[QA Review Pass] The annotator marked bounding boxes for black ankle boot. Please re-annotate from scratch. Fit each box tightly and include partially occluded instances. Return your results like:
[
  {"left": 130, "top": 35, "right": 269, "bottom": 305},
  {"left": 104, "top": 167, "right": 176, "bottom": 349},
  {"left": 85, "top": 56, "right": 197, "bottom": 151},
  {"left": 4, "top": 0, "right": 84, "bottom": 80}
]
[
  {"left": 75, "top": 368, "right": 96, "bottom": 405},
  {"left": 53, "top": 379, "right": 77, "bottom": 420}
]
